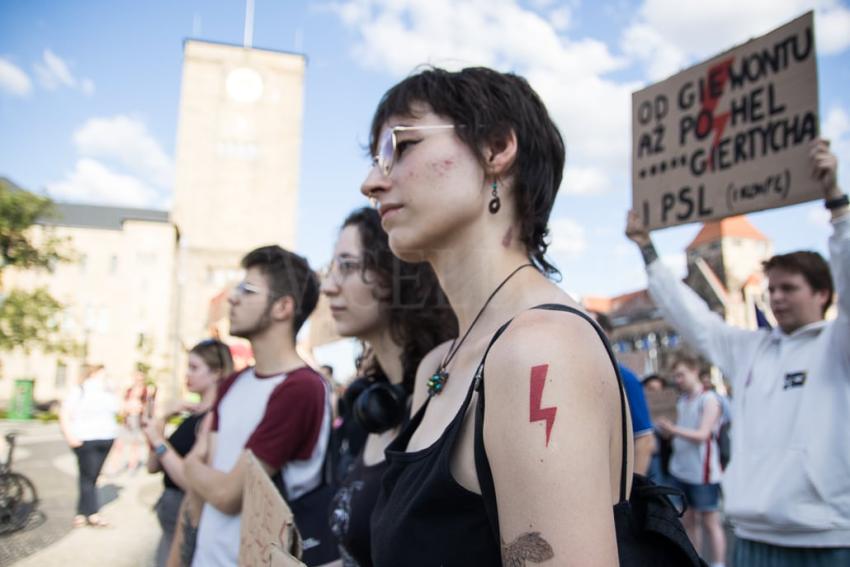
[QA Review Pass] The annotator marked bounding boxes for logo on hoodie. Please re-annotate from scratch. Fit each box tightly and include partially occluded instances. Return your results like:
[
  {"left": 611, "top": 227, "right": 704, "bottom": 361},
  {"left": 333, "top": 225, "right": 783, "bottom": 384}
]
[{"left": 783, "top": 371, "right": 807, "bottom": 390}]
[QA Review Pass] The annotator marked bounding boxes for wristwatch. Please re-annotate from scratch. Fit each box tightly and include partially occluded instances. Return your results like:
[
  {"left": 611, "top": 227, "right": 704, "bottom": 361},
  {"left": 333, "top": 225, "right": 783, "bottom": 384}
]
[
  {"left": 825, "top": 194, "right": 849, "bottom": 210},
  {"left": 154, "top": 442, "right": 168, "bottom": 457}
]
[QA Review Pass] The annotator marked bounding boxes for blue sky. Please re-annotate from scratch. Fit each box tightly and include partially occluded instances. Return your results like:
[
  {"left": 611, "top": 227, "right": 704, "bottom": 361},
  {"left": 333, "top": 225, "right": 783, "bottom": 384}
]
[{"left": 2, "top": 0, "right": 849, "bottom": 300}]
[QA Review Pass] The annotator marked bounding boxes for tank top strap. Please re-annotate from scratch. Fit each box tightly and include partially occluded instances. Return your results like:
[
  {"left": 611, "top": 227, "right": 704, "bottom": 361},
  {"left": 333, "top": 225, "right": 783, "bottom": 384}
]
[{"left": 472, "top": 303, "right": 631, "bottom": 546}]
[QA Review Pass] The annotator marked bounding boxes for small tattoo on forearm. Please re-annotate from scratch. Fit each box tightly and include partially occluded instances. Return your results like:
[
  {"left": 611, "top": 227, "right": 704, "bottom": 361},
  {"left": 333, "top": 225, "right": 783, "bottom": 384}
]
[
  {"left": 180, "top": 506, "right": 198, "bottom": 566},
  {"left": 502, "top": 532, "right": 555, "bottom": 566},
  {"left": 529, "top": 364, "right": 557, "bottom": 447}
]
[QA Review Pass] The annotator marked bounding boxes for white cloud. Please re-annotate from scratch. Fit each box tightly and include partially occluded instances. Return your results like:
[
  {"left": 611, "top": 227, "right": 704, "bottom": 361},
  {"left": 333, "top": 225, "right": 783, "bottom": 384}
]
[
  {"left": 548, "top": 7, "right": 572, "bottom": 31},
  {"left": 33, "top": 49, "right": 95, "bottom": 95},
  {"left": 73, "top": 115, "right": 174, "bottom": 187},
  {"left": 548, "top": 217, "right": 587, "bottom": 259},
  {"left": 818, "top": 1, "right": 850, "bottom": 54},
  {"left": 622, "top": 0, "right": 850, "bottom": 81},
  {"left": 328, "top": 0, "right": 633, "bottom": 191},
  {"left": 47, "top": 115, "right": 174, "bottom": 208},
  {"left": 35, "top": 49, "right": 75, "bottom": 89},
  {"left": 562, "top": 165, "right": 612, "bottom": 195},
  {"left": 46, "top": 158, "right": 163, "bottom": 208},
  {"left": 0, "top": 57, "right": 32, "bottom": 96}
]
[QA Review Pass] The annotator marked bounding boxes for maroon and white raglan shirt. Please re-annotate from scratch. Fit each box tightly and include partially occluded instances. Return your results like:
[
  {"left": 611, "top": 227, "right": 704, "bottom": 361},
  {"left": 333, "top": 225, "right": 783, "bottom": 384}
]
[{"left": 193, "top": 366, "right": 330, "bottom": 567}]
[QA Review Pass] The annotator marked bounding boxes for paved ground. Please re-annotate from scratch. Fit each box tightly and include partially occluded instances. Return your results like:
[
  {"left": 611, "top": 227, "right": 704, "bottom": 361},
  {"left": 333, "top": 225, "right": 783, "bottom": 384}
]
[{"left": 0, "top": 420, "right": 161, "bottom": 567}]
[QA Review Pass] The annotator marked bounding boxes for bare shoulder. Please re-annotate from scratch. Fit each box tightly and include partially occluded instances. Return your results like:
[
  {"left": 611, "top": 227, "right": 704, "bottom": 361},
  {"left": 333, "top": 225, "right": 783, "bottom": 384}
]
[
  {"left": 484, "top": 307, "right": 618, "bottom": 400},
  {"left": 490, "top": 307, "right": 610, "bottom": 366},
  {"left": 410, "top": 340, "right": 454, "bottom": 413}
]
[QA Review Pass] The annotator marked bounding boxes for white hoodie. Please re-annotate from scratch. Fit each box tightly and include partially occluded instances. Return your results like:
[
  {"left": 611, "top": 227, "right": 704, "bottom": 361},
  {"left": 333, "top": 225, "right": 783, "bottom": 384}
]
[{"left": 645, "top": 214, "right": 850, "bottom": 547}]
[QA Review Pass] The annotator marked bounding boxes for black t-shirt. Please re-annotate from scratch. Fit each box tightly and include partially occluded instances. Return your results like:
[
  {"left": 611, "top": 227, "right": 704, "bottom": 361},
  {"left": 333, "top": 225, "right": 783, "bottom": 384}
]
[
  {"left": 330, "top": 454, "right": 388, "bottom": 567},
  {"left": 163, "top": 412, "right": 205, "bottom": 490}
]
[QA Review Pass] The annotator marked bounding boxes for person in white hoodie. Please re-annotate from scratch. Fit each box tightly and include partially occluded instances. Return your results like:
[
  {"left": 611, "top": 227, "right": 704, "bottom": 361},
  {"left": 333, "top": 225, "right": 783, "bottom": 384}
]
[{"left": 625, "top": 138, "right": 849, "bottom": 567}]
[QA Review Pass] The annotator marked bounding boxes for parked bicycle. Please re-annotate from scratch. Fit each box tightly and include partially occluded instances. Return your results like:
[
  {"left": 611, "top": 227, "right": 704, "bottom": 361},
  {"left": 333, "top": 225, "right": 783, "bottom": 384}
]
[{"left": 0, "top": 432, "right": 39, "bottom": 534}]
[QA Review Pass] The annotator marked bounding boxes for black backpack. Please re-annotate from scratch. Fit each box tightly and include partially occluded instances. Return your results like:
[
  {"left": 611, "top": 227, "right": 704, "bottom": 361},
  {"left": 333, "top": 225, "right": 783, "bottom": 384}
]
[{"left": 474, "top": 304, "right": 707, "bottom": 567}]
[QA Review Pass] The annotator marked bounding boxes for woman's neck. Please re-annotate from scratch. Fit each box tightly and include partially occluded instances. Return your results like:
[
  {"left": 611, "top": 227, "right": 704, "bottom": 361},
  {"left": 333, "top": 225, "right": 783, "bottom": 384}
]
[
  {"left": 199, "top": 383, "right": 219, "bottom": 410},
  {"left": 364, "top": 328, "right": 405, "bottom": 385},
  {"left": 431, "top": 244, "right": 535, "bottom": 331}
]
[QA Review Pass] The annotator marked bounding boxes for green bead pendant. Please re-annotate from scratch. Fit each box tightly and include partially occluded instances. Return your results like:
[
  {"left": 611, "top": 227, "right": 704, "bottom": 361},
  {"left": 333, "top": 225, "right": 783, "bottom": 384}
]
[{"left": 427, "top": 369, "right": 449, "bottom": 396}]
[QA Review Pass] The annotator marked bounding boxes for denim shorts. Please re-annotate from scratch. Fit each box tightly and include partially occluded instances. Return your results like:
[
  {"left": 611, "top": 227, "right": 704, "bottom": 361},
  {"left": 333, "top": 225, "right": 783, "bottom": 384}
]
[{"left": 669, "top": 476, "right": 721, "bottom": 512}]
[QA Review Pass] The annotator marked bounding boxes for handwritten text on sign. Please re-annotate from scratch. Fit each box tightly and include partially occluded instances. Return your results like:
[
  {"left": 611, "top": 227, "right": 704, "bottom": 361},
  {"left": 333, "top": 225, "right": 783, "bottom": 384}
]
[{"left": 632, "top": 11, "right": 819, "bottom": 230}]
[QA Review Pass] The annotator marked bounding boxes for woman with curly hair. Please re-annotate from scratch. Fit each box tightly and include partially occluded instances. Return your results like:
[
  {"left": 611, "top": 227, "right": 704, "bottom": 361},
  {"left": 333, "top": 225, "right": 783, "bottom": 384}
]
[{"left": 322, "top": 207, "right": 457, "bottom": 567}]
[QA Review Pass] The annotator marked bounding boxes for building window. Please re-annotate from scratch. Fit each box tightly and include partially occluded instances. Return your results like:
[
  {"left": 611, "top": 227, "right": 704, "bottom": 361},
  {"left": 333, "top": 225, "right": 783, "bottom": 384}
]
[
  {"left": 110, "top": 255, "right": 118, "bottom": 274},
  {"left": 79, "top": 254, "right": 88, "bottom": 273}
]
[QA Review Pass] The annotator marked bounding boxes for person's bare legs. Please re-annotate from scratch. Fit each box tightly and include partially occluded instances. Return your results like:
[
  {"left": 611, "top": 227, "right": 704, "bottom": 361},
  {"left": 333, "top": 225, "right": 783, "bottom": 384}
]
[
  {"left": 703, "top": 510, "right": 726, "bottom": 565},
  {"left": 682, "top": 508, "right": 700, "bottom": 551}
]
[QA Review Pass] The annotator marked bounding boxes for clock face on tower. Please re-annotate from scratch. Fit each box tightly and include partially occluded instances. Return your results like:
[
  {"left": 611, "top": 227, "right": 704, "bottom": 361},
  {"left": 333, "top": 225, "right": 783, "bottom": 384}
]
[{"left": 225, "top": 67, "right": 264, "bottom": 103}]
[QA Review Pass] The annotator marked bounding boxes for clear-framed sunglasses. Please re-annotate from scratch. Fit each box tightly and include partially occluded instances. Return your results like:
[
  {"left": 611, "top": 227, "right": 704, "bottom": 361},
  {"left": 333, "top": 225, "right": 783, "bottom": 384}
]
[
  {"left": 231, "top": 281, "right": 263, "bottom": 297},
  {"left": 372, "top": 124, "right": 456, "bottom": 176}
]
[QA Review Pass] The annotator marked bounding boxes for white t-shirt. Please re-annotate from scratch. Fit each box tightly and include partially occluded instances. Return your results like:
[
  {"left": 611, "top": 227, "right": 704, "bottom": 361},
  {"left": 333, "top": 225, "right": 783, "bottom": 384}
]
[
  {"left": 192, "top": 366, "right": 329, "bottom": 567},
  {"left": 63, "top": 376, "right": 120, "bottom": 441}
]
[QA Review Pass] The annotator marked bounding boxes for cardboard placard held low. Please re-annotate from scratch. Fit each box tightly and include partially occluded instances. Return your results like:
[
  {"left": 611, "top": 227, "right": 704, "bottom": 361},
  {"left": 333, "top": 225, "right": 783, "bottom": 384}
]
[
  {"left": 240, "top": 451, "right": 305, "bottom": 567},
  {"left": 632, "top": 11, "right": 820, "bottom": 230}
]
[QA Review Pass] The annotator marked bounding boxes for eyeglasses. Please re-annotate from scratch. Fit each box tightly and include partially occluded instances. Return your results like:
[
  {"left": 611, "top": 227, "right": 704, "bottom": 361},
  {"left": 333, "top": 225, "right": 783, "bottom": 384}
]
[
  {"left": 232, "top": 281, "right": 263, "bottom": 297},
  {"left": 372, "top": 124, "right": 456, "bottom": 176},
  {"left": 321, "top": 256, "right": 364, "bottom": 285}
]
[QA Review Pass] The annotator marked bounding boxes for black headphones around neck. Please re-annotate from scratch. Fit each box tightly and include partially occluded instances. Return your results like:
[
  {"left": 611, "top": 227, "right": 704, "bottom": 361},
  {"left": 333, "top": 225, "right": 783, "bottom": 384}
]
[{"left": 349, "top": 376, "right": 408, "bottom": 434}]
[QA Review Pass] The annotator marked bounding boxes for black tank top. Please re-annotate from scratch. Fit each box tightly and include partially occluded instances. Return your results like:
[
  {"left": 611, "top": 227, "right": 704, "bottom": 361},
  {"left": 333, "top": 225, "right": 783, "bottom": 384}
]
[
  {"left": 329, "top": 453, "right": 388, "bottom": 567},
  {"left": 370, "top": 374, "right": 501, "bottom": 567}
]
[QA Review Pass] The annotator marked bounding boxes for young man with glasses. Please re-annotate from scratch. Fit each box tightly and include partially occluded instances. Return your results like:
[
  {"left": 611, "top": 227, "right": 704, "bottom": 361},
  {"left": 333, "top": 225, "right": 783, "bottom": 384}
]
[{"left": 184, "top": 245, "right": 332, "bottom": 567}]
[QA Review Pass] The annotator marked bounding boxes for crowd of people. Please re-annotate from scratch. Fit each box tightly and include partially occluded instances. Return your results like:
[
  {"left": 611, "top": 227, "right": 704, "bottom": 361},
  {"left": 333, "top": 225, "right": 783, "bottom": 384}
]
[{"left": 56, "top": 66, "right": 848, "bottom": 567}]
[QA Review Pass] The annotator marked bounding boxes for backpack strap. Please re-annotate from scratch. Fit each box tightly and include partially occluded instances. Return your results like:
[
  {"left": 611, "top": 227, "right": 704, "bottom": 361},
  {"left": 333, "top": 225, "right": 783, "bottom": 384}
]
[{"left": 473, "top": 304, "right": 631, "bottom": 545}]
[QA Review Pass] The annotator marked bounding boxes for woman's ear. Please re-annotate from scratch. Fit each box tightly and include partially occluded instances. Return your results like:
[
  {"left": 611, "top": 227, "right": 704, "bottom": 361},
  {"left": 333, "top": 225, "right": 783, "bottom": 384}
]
[{"left": 485, "top": 129, "right": 518, "bottom": 177}]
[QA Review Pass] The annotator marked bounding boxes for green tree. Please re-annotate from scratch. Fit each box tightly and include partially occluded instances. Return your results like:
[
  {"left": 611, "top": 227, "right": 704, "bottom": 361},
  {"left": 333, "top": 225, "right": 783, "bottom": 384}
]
[{"left": 0, "top": 177, "right": 77, "bottom": 354}]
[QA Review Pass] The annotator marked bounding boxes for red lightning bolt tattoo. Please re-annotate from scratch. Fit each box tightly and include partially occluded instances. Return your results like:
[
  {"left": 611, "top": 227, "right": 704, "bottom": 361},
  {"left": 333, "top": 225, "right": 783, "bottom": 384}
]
[{"left": 529, "top": 364, "right": 557, "bottom": 447}]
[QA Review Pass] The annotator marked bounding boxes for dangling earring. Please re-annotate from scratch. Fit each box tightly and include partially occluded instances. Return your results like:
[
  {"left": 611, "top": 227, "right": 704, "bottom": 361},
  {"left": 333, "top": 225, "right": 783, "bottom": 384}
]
[{"left": 489, "top": 180, "right": 501, "bottom": 214}]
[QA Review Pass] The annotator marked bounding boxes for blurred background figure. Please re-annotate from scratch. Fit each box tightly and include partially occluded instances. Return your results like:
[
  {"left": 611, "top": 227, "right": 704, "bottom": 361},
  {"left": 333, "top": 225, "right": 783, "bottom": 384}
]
[
  {"left": 118, "top": 370, "right": 150, "bottom": 475},
  {"left": 656, "top": 353, "right": 726, "bottom": 567},
  {"left": 641, "top": 374, "right": 674, "bottom": 485},
  {"left": 58, "top": 363, "right": 120, "bottom": 528},
  {"left": 143, "top": 338, "right": 233, "bottom": 567},
  {"left": 593, "top": 312, "right": 655, "bottom": 476}
]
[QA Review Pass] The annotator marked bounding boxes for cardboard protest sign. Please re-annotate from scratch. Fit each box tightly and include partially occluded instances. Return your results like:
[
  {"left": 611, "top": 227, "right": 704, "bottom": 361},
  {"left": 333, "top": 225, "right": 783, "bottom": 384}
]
[
  {"left": 632, "top": 12, "right": 819, "bottom": 230},
  {"left": 240, "top": 451, "right": 305, "bottom": 567}
]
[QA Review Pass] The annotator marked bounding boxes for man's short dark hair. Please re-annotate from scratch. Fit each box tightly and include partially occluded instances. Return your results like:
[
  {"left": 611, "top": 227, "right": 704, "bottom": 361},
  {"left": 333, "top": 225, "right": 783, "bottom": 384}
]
[
  {"left": 763, "top": 251, "right": 834, "bottom": 314},
  {"left": 241, "top": 245, "right": 319, "bottom": 336}
]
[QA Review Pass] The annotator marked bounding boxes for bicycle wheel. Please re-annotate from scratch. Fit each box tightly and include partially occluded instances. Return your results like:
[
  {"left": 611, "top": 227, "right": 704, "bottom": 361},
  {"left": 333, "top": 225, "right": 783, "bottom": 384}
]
[{"left": 0, "top": 472, "right": 38, "bottom": 534}]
